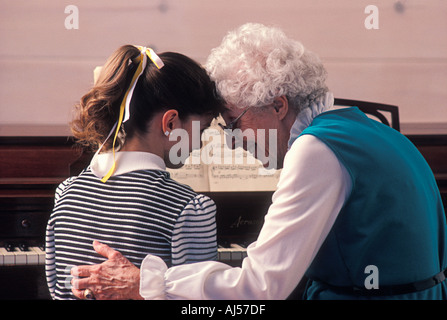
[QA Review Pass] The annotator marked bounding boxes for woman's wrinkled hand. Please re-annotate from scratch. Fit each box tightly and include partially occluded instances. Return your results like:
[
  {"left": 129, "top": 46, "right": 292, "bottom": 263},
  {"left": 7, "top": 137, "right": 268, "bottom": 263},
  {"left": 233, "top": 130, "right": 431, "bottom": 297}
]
[{"left": 71, "top": 240, "right": 143, "bottom": 300}]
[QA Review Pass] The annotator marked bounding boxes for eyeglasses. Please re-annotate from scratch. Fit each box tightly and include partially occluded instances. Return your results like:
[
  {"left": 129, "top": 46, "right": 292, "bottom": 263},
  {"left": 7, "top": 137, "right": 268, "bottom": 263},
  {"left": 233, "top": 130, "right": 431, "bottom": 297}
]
[{"left": 218, "top": 107, "right": 251, "bottom": 131}]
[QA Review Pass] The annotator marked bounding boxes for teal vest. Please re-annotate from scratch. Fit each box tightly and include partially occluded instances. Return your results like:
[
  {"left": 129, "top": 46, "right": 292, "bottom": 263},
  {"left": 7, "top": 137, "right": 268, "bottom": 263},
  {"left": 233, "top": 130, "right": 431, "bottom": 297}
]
[{"left": 299, "top": 107, "right": 447, "bottom": 299}]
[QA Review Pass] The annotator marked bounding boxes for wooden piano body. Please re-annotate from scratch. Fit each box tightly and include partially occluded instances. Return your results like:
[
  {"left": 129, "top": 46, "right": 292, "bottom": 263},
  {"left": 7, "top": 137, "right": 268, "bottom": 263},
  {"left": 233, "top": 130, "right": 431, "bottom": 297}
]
[{"left": 1, "top": 133, "right": 446, "bottom": 299}]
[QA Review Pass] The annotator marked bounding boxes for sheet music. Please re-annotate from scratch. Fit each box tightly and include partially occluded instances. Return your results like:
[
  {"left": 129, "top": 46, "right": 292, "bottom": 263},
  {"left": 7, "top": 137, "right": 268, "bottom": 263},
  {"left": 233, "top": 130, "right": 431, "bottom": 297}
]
[
  {"left": 167, "top": 149, "right": 210, "bottom": 191},
  {"left": 167, "top": 120, "right": 281, "bottom": 192}
]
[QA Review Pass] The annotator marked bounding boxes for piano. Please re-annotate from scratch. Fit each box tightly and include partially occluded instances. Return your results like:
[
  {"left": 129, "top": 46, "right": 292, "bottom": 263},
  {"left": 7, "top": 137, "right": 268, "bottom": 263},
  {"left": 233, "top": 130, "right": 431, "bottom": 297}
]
[
  {"left": 1, "top": 132, "right": 446, "bottom": 299},
  {"left": 208, "top": 191, "right": 272, "bottom": 266},
  {"left": 0, "top": 135, "right": 86, "bottom": 299}
]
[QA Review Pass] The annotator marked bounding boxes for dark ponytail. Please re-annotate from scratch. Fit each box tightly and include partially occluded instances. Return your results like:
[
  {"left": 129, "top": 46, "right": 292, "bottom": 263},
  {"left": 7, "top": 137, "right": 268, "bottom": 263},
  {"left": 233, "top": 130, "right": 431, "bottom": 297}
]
[{"left": 71, "top": 45, "right": 223, "bottom": 151}]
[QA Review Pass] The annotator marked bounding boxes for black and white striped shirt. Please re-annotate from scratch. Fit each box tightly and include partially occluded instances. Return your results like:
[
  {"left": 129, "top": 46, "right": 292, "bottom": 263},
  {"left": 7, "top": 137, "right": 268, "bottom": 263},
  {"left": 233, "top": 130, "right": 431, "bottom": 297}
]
[{"left": 46, "top": 152, "right": 217, "bottom": 300}]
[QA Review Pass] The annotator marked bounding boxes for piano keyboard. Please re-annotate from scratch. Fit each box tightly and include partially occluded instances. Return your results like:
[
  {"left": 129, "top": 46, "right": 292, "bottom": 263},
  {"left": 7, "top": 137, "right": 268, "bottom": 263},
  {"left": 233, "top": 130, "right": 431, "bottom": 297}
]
[
  {"left": 0, "top": 244, "right": 246, "bottom": 266},
  {"left": 0, "top": 243, "right": 248, "bottom": 266},
  {"left": 0, "top": 246, "right": 45, "bottom": 266},
  {"left": 217, "top": 243, "right": 247, "bottom": 265}
]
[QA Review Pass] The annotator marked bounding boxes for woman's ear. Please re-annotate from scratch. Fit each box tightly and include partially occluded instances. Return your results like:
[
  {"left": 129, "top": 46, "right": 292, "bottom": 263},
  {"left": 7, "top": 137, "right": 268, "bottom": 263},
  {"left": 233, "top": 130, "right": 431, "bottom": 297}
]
[
  {"left": 161, "top": 109, "right": 179, "bottom": 136},
  {"left": 273, "top": 96, "right": 289, "bottom": 120}
]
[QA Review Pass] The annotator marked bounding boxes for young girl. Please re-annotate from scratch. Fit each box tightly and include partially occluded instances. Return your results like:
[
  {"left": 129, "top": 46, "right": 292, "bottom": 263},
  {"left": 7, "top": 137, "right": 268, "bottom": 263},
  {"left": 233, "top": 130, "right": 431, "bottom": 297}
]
[{"left": 45, "top": 45, "right": 224, "bottom": 299}]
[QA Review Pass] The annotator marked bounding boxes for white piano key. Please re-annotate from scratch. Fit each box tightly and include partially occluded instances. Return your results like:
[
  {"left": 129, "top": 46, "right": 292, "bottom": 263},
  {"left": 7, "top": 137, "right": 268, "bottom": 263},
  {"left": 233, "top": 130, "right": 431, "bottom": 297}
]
[
  {"left": 30, "top": 246, "right": 46, "bottom": 265},
  {"left": 24, "top": 247, "right": 40, "bottom": 265},
  {"left": 217, "top": 246, "right": 231, "bottom": 261},
  {"left": 231, "top": 251, "right": 242, "bottom": 260},
  {"left": 0, "top": 247, "right": 16, "bottom": 265},
  {"left": 231, "top": 243, "right": 247, "bottom": 261},
  {"left": 218, "top": 243, "right": 248, "bottom": 263},
  {"left": 13, "top": 248, "right": 28, "bottom": 265}
]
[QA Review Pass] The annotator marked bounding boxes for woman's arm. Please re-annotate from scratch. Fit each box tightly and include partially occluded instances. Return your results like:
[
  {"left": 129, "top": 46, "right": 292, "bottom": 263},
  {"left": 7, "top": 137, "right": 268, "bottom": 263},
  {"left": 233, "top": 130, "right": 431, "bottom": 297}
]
[
  {"left": 141, "top": 135, "right": 351, "bottom": 299},
  {"left": 71, "top": 135, "right": 351, "bottom": 299}
]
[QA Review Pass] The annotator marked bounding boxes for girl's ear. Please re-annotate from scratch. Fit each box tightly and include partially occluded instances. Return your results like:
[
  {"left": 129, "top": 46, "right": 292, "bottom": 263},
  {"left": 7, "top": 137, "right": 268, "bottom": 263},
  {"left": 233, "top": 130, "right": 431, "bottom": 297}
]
[{"left": 161, "top": 109, "right": 179, "bottom": 136}]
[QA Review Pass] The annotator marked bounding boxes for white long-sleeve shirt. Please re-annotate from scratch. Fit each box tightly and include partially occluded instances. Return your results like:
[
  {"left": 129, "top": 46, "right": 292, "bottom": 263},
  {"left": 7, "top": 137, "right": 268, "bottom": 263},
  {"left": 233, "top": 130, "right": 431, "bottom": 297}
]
[{"left": 138, "top": 95, "right": 353, "bottom": 300}]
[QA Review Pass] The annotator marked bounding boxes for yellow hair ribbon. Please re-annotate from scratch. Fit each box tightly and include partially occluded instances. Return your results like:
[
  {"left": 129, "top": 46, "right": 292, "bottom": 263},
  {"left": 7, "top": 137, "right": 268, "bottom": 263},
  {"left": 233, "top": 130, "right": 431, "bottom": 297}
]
[
  {"left": 100, "top": 46, "right": 164, "bottom": 183},
  {"left": 137, "top": 46, "right": 165, "bottom": 69}
]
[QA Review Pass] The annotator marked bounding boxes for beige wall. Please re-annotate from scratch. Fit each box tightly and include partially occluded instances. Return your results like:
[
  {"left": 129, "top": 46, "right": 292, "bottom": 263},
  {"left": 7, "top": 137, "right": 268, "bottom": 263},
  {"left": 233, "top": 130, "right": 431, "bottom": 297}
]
[{"left": 1, "top": 0, "right": 446, "bottom": 134}]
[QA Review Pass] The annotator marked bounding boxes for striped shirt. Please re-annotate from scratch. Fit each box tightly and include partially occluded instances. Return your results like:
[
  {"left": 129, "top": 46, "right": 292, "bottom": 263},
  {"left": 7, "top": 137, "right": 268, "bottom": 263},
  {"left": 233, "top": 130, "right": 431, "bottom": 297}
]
[{"left": 45, "top": 152, "right": 217, "bottom": 300}]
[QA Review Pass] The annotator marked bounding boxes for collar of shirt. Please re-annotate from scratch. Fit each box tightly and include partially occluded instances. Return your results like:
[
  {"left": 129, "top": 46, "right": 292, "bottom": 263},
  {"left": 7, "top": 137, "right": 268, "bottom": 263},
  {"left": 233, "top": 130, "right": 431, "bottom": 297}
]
[
  {"left": 287, "top": 91, "right": 334, "bottom": 149},
  {"left": 90, "top": 151, "right": 166, "bottom": 179}
]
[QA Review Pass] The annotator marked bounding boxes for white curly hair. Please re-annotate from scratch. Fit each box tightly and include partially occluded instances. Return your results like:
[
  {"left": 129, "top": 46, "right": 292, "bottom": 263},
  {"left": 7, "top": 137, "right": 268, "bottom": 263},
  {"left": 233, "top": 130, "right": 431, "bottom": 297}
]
[{"left": 205, "top": 23, "right": 328, "bottom": 112}]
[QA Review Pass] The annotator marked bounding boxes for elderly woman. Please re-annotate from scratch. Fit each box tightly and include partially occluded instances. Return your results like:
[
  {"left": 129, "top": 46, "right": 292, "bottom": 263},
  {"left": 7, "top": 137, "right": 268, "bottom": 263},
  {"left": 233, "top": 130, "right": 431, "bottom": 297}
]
[{"left": 71, "top": 23, "right": 447, "bottom": 300}]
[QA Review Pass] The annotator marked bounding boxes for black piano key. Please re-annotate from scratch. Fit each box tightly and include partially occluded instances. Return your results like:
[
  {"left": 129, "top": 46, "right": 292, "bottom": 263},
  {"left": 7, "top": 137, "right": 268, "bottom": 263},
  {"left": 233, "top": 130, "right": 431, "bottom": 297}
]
[{"left": 5, "top": 243, "right": 14, "bottom": 252}]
